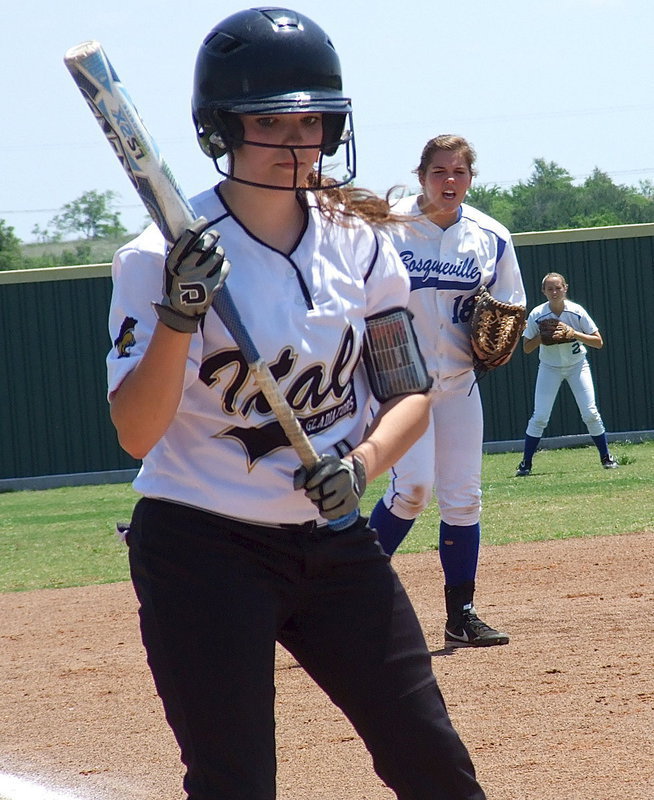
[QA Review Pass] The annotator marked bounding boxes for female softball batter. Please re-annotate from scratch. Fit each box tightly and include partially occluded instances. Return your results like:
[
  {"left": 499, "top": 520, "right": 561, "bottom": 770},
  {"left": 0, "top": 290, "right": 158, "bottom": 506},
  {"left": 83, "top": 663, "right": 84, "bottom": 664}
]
[
  {"left": 369, "top": 135, "right": 526, "bottom": 649},
  {"left": 107, "top": 9, "right": 485, "bottom": 800},
  {"left": 516, "top": 272, "right": 618, "bottom": 476}
]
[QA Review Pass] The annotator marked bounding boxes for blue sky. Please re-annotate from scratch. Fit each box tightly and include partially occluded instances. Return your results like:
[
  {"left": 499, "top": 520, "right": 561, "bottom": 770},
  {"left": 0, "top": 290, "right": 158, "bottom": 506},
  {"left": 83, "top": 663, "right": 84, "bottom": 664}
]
[{"left": 2, "top": 0, "right": 652, "bottom": 241}]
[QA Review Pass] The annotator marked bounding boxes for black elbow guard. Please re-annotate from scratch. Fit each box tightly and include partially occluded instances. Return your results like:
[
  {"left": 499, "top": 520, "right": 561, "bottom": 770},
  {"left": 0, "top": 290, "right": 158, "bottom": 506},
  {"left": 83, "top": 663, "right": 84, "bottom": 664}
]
[{"left": 362, "top": 307, "right": 432, "bottom": 402}]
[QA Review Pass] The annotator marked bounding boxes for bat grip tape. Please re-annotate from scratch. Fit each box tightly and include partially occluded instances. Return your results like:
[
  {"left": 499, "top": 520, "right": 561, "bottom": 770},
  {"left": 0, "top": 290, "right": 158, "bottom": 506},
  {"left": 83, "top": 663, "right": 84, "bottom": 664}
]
[
  {"left": 212, "top": 288, "right": 260, "bottom": 364},
  {"left": 211, "top": 288, "right": 360, "bottom": 533}
]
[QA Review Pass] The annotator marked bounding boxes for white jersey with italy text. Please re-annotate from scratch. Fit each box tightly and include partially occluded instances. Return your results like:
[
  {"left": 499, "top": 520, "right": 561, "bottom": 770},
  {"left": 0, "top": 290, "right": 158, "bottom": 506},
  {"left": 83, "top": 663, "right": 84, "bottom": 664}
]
[
  {"left": 107, "top": 185, "right": 409, "bottom": 525},
  {"left": 388, "top": 197, "right": 526, "bottom": 391},
  {"left": 524, "top": 299, "right": 598, "bottom": 367}
]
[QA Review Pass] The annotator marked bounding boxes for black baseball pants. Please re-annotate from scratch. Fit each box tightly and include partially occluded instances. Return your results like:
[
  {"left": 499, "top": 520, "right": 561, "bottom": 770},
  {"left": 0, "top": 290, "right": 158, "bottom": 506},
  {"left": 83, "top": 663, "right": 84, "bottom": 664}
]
[{"left": 127, "top": 497, "right": 486, "bottom": 800}]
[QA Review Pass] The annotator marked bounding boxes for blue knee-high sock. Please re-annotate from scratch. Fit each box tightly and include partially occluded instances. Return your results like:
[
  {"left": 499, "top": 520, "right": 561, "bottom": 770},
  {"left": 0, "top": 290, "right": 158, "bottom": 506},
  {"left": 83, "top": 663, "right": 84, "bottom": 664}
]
[
  {"left": 439, "top": 522, "right": 480, "bottom": 586},
  {"left": 369, "top": 499, "right": 415, "bottom": 556},
  {"left": 522, "top": 435, "right": 540, "bottom": 467},
  {"left": 591, "top": 433, "right": 609, "bottom": 459}
]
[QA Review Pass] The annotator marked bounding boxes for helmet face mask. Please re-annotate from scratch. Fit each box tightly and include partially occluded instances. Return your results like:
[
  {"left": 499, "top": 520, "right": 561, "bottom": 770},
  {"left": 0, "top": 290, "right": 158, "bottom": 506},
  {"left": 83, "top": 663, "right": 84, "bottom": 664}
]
[
  {"left": 192, "top": 8, "right": 356, "bottom": 190},
  {"left": 197, "top": 110, "right": 356, "bottom": 191}
]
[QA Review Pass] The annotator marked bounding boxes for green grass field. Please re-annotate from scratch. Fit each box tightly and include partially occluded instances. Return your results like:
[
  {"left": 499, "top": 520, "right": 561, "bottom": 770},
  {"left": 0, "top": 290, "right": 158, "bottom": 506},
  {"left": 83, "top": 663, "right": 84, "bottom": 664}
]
[{"left": 0, "top": 441, "right": 652, "bottom": 594}]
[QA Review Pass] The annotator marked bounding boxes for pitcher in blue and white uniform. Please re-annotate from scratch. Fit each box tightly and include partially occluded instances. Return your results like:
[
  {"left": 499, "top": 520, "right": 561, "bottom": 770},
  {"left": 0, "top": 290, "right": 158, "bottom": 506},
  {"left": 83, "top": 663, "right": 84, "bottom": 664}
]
[
  {"left": 515, "top": 271, "right": 618, "bottom": 476},
  {"left": 369, "top": 134, "right": 526, "bottom": 649}
]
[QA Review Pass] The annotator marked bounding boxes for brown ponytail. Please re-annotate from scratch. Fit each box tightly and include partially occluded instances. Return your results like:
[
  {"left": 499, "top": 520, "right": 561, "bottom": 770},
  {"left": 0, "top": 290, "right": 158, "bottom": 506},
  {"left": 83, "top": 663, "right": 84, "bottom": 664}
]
[{"left": 305, "top": 172, "right": 410, "bottom": 227}]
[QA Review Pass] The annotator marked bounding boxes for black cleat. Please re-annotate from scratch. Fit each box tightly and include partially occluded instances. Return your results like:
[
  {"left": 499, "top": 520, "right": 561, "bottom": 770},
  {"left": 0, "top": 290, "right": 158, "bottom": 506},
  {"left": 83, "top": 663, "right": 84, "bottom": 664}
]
[
  {"left": 515, "top": 460, "right": 531, "bottom": 477},
  {"left": 445, "top": 609, "right": 510, "bottom": 648}
]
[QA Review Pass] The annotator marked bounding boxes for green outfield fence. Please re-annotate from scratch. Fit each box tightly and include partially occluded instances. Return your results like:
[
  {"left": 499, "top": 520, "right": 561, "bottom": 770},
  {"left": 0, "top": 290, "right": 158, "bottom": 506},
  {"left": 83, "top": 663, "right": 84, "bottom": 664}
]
[{"left": 1, "top": 224, "right": 652, "bottom": 490}]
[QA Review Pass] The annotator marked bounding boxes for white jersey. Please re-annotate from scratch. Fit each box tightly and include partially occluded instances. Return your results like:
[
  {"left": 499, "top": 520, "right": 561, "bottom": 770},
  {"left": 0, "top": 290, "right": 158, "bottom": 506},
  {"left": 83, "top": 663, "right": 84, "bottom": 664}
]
[
  {"left": 389, "top": 197, "right": 526, "bottom": 391},
  {"left": 524, "top": 300, "right": 598, "bottom": 367},
  {"left": 107, "top": 186, "right": 409, "bottom": 525}
]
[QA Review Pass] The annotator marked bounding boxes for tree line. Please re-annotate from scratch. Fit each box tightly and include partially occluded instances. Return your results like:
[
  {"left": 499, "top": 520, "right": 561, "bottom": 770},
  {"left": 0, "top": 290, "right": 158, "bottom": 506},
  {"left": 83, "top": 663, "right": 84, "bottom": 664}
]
[
  {"left": 0, "top": 190, "right": 128, "bottom": 271},
  {"left": 466, "top": 159, "right": 653, "bottom": 232},
  {"left": 1, "top": 160, "right": 653, "bottom": 270}
]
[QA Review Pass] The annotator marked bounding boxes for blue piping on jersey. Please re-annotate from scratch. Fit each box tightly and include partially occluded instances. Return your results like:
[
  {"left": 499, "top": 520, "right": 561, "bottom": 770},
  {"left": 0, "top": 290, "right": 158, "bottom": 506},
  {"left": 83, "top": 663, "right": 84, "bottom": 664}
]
[
  {"left": 214, "top": 184, "right": 314, "bottom": 310},
  {"left": 363, "top": 233, "right": 381, "bottom": 284},
  {"left": 385, "top": 466, "right": 404, "bottom": 514},
  {"left": 538, "top": 310, "right": 583, "bottom": 324},
  {"left": 485, "top": 270, "right": 498, "bottom": 290},
  {"left": 459, "top": 211, "right": 507, "bottom": 264},
  {"left": 409, "top": 276, "right": 482, "bottom": 292}
]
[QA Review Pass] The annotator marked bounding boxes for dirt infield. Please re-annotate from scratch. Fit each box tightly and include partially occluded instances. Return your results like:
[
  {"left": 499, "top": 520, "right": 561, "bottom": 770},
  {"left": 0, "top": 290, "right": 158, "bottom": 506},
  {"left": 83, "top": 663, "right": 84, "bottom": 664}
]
[{"left": 1, "top": 531, "right": 653, "bottom": 800}]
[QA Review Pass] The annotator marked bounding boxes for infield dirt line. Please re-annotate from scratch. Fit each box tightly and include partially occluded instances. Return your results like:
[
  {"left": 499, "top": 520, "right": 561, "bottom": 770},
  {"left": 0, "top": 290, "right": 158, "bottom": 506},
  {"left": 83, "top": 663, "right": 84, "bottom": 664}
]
[{"left": 0, "top": 773, "right": 87, "bottom": 800}]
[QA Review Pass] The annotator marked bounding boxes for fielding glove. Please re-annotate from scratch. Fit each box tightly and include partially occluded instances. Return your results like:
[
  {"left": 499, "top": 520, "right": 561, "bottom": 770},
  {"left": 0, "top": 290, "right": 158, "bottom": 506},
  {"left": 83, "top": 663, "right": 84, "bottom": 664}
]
[{"left": 538, "top": 318, "right": 577, "bottom": 345}]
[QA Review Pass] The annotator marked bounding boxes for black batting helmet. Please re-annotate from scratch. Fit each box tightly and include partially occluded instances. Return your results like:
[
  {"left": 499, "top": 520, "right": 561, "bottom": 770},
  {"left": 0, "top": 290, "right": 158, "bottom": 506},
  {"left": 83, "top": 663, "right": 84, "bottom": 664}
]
[{"left": 192, "top": 7, "right": 355, "bottom": 187}]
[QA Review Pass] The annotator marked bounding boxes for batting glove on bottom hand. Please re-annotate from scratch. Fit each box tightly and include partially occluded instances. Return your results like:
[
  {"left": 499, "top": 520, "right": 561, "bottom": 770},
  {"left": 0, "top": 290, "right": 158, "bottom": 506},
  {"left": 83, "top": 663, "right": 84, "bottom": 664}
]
[
  {"left": 154, "top": 216, "right": 231, "bottom": 333},
  {"left": 294, "top": 454, "right": 367, "bottom": 521}
]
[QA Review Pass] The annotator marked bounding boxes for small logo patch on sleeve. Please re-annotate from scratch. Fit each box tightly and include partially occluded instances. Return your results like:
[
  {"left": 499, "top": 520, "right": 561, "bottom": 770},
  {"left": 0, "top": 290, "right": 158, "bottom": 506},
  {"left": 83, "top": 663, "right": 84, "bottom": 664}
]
[{"left": 114, "top": 316, "right": 138, "bottom": 358}]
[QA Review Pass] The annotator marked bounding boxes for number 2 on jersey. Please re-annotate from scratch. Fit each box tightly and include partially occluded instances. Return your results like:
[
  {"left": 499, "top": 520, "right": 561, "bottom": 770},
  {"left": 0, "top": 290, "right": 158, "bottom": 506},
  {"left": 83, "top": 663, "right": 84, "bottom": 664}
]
[{"left": 451, "top": 294, "right": 476, "bottom": 324}]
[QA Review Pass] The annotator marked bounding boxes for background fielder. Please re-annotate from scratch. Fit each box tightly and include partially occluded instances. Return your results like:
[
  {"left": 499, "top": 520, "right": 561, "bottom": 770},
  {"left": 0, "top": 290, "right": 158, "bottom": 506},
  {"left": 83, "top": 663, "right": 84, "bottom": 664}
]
[
  {"left": 369, "top": 135, "right": 526, "bottom": 648},
  {"left": 516, "top": 271, "right": 618, "bottom": 476}
]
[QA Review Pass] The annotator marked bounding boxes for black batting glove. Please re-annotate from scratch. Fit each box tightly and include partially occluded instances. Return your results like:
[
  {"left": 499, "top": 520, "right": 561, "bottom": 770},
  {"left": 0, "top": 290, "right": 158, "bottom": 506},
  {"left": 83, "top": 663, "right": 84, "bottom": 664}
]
[
  {"left": 153, "top": 216, "right": 230, "bottom": 333},
  {"left": 294, "top": 454, "right": 367, "bottom": 521}
]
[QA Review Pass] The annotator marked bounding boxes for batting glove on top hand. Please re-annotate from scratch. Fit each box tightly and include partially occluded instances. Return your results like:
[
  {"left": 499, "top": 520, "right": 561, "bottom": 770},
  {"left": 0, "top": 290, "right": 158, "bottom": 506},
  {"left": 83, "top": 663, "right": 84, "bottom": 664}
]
[
  {"left": 153, "top": 217, "right": 231, "bottom": 333},
  {"left": 294, "top": 454, "right": 367, "bottom": 521}
]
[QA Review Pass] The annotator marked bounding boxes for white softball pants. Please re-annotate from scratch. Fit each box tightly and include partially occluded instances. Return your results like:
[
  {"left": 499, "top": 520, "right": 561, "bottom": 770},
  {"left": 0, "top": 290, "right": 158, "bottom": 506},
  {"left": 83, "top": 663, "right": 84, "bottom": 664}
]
[
  {"left": 526, "top": 359, "right": 605, "bottom": 438},
  {"left": 381, "top": 383, "right": 483, "bottom": 526}
]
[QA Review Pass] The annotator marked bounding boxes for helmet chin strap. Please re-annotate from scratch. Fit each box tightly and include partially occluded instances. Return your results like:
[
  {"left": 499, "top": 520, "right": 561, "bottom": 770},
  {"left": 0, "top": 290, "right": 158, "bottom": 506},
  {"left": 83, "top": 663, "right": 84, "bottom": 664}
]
[
  {"left": 209, "top": 136, "right": 353, "bottom": 191},
  {"left": 213, "top": 143, "right": 301, "bottom": 191}
]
